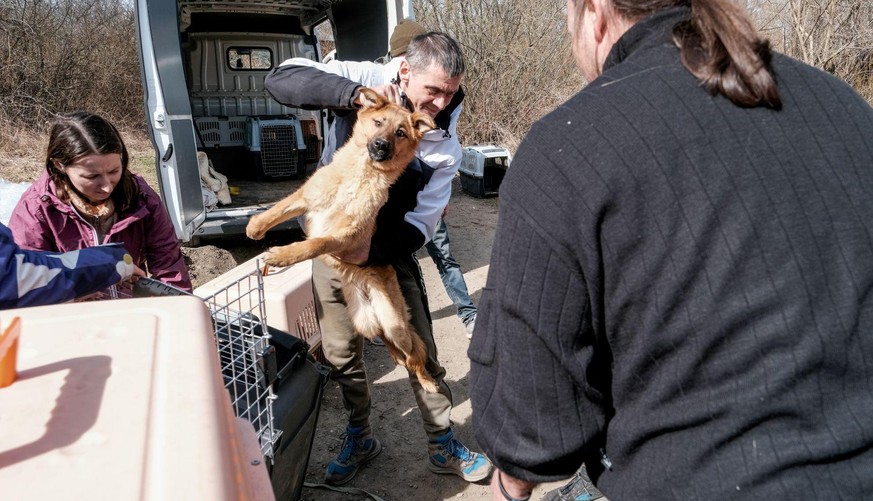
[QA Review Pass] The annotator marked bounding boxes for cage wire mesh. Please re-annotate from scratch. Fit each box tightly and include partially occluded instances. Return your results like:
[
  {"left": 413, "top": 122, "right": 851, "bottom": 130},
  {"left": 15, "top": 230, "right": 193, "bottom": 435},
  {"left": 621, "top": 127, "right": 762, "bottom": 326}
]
[
  {"left": 261, "top": 124, "right": 300, "bottom": 177},
  {"left": 199, "top": 262, "right": 281, "bottom": 461}
]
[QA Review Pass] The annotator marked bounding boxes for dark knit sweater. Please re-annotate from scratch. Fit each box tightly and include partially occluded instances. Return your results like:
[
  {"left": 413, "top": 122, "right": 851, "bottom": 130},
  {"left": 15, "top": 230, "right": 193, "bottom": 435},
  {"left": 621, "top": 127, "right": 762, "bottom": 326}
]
[{"left": 470, "top": 7, "right": 873, "bottom": 500}]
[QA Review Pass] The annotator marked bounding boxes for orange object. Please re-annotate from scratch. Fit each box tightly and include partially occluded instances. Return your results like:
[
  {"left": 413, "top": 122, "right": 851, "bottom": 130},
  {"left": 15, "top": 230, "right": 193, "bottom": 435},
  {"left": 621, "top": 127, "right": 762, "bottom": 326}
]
[{"left": 0, "top": 317, "right": 21, "bottom": 388}]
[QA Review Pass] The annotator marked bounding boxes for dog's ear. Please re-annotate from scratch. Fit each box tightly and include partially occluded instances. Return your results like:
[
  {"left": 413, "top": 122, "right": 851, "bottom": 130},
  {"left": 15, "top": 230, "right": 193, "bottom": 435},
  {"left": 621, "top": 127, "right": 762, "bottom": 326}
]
[
  {"left": 357, "top": 87, "right": 387, "bottom": 110},
  {"left": 411, "top": 112, "right": 436, "bottom": 135}
]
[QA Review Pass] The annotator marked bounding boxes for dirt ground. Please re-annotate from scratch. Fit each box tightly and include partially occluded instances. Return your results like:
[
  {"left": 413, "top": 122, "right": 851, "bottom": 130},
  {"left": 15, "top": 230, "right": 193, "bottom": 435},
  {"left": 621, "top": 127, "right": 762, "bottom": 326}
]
[{"left": 183, "top": 177, "right": 567, "bottom": 501}]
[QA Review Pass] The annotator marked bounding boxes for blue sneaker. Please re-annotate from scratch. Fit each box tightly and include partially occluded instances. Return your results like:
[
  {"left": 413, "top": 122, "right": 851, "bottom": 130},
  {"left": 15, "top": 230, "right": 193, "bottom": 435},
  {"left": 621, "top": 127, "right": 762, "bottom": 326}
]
[
  {"left": 427, "top": 429, "right": 492, "bottom": 482},
  {"left": 541, "top": 465, "right": 603, "bottom": 501},
  {"left": 325, "top": 425, "right": 382, "bottom": 486}
]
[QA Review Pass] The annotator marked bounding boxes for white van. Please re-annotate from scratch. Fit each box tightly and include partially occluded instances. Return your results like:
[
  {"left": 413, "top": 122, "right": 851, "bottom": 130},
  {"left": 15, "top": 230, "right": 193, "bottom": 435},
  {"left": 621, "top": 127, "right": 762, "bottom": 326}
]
[{"left": 135, "top": 0, "right": 412, "bottom": 244}]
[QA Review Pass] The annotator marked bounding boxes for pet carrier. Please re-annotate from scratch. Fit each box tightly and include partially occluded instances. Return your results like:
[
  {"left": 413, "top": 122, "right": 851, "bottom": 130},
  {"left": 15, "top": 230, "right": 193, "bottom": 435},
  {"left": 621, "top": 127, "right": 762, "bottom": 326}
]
[
  {"left": 245, "top": 117, "right": 308, "bottom": 179},
  {"left": 460, "top": 144, "right": 511, "bottom": 197},
  {"left": 128, "top": 264, "right": 327, "bottom": 501},
  {"left": 0, "top": 296, "right": 273, "bottom": 500},
  {"left": 195, "top": 257, "right": 324, "bottom": 362},
  {"left": 195, "top": 116, "right": 248, "bottom": 148},
  {"left": 194, "top": 263, "right": 328, "bottom": 501}
]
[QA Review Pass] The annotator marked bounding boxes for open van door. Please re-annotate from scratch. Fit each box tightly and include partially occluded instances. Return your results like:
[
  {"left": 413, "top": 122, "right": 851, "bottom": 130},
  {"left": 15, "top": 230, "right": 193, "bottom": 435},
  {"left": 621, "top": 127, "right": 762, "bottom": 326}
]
[
  {"left": 135, "top": 0, "right": 205, "bottom": 243},
  {"left": 135, "top": 0, "right": 412, "bottom": 244}
]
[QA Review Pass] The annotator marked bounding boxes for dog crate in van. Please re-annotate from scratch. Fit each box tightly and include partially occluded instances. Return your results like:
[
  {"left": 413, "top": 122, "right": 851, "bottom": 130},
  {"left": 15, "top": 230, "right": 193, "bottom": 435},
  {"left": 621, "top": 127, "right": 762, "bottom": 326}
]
[
  {"left": 460, "top": 145, "right": 511, "bottom": 197},
  {"left": 245, "top": 117, "right": 307, "bottom": 179}
]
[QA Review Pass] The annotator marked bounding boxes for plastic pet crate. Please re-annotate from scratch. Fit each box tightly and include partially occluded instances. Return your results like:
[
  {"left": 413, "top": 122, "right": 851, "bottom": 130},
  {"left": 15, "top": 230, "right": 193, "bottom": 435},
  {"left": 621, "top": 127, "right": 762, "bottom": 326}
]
[
  {"left": 195, "top": 264, "right": 327, "bottom": 501},
  {"left": 299, "top": 117, "right": 322, "bottom": 167},
  {"left": 196, "top": 257, "right": 324, "bottom": 362},
  {"left": 195, "top": 116, "right": 247, "bottom": 147},
  {"left": 245, "top": 117, "right": 307, "bottom": 179},
  {"left": 460, "top": 145, "right": 511, "bottom": 197},
  {"left": 0, "top": 296, "right": 274, "bottom": 500},
  {"left": 121, "top": 266, "right": 327, "bottom": 501}
]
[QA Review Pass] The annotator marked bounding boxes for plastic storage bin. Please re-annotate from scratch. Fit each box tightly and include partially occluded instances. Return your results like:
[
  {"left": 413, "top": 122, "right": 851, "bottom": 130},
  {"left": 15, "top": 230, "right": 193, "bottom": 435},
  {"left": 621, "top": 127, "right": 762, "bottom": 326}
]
[
  {"left": 460, "top": 144, "right": 511, "bottom": 197},
  {"left": 0, "top": 297, "right": 273, "bottom": 501}
]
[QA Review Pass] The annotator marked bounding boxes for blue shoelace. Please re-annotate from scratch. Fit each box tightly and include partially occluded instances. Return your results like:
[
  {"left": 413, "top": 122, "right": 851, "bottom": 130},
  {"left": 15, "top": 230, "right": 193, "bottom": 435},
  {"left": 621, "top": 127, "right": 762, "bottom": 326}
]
[
  {"left": 444, "top": 438, "right": 473, "bottom": 462},
  {"left": 337, "top": 432, "right": 360, "bottom": 463}
]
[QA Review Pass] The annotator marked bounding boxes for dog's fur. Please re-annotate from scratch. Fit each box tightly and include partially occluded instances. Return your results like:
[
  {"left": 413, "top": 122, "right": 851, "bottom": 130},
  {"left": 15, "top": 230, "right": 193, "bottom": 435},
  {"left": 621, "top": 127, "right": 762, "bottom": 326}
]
[{"left": 246, "top": 88, "right": 440, "bottom": 392}]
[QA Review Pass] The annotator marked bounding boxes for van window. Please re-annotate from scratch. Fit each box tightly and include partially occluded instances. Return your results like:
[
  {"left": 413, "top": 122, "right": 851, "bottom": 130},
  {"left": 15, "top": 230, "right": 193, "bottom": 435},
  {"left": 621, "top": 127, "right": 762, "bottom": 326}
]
[{"left": 227, "top": 47, "right": 273, "bottom": 71}]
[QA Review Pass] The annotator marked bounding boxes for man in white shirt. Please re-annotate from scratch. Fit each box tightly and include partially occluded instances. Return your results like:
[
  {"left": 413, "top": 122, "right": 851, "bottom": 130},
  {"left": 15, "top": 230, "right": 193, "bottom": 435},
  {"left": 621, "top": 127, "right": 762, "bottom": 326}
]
[{"left": 264, "top": 30, "right": 492, "bottom": 487}]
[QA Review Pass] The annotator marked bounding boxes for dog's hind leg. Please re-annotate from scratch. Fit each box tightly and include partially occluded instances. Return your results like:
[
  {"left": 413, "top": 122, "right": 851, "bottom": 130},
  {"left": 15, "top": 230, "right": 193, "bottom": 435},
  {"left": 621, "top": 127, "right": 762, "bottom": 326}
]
[
  {"left": 343, "top": 280, "right": 382, "bottom": 340},
  {"left": 246, "top": 190, "right": 306, "bottom": 240},
  {"left": 365, "top": 273, "right": 439, "bottom": 393}
]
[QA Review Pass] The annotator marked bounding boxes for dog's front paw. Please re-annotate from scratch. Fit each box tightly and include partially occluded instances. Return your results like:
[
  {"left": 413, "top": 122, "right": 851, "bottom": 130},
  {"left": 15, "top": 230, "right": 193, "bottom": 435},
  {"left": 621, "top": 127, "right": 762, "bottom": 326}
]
[
  {"left": 264, "top": 245, "right": 306, "bottom": 268},
  {"left": 263, "top": 247, "right": 287, "bottom": 267},
  {"left": 246, "top": 217, "right": 267, "bottom": 240}
]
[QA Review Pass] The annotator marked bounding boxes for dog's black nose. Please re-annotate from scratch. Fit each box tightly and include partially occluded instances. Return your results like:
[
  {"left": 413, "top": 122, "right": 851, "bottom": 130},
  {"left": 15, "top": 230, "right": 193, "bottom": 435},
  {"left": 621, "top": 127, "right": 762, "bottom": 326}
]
[{"left": 368, "top": 138, "right": 392, "bottom": 161}]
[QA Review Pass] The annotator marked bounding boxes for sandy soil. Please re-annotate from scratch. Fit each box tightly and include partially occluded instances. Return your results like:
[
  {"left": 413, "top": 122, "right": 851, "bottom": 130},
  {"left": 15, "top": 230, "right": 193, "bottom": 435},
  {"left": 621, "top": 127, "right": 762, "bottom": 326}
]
[{"left": 183, "top": 177, "right": 567, "bottom": 501}]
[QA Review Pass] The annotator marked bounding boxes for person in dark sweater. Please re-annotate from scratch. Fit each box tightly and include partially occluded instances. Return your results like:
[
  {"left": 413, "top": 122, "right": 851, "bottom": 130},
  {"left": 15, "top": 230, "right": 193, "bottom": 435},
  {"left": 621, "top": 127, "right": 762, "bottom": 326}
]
[{"left": 469, "top": 0, "right": 873, "bottom": 500}]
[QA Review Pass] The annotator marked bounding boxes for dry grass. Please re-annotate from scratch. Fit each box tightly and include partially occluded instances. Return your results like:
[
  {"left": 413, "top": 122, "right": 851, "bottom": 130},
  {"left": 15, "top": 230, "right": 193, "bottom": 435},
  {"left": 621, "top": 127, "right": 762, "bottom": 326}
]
[
  {"left": 0, "top": 121, "right": 158, "bottom": 193},
  {"left": 0, "top": 122, "right": 47, "bottom": 183},
  {"left": 124, "top": 132, "right": 159, "bottom": 191}
]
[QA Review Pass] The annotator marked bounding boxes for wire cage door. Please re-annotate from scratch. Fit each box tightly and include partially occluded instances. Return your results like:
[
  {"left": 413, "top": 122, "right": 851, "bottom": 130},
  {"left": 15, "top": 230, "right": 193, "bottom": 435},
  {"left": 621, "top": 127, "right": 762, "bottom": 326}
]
[{"left": 199, "top": 263, "right": 281, "bottom": 461}]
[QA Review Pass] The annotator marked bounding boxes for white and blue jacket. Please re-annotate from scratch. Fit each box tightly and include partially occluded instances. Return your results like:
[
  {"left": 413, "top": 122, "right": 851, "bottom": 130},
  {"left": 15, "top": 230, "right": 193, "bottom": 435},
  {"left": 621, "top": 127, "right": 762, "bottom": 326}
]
[{"left": 0, "top": 223, "right": 135, "bottom": 309}]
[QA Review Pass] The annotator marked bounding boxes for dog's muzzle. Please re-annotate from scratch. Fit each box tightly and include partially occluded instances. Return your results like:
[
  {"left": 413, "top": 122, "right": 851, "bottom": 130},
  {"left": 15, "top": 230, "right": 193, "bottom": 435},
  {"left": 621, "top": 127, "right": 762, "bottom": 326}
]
[{"left": 368, "top": 138, "right": 393, "bottom": 162}]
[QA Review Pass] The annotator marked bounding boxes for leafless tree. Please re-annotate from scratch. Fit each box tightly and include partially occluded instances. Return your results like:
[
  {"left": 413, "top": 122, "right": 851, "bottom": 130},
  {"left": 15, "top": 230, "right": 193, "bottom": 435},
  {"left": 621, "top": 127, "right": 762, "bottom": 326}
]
[
  {"left": 0, "top": 0, "right": 869, "bottom": 152},
  {"left": 0, "top": 0, "right": 143, "bottom": 132},
  {"left": 752, "top": 0, "right": 872, "bottom": 102},
  {"left": 416, "top": 0, "right": 584, "bottom": 150}
]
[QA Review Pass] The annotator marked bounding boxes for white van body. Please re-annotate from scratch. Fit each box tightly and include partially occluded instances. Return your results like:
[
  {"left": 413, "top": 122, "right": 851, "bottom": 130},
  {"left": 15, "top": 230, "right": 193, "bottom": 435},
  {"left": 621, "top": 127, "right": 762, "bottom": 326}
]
[{"left": 135, "top": 0, "right": 413, "bottom": 243}]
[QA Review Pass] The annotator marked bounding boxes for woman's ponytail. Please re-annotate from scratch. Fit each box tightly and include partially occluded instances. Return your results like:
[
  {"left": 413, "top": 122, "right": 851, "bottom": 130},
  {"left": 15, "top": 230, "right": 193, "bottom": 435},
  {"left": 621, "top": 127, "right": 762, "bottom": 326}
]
[
  {"left": 673, "top": 0, "right": 781, "bottom": 109},
  {"left": 610, "top": 0, "right": 781, "bottom": 109}
]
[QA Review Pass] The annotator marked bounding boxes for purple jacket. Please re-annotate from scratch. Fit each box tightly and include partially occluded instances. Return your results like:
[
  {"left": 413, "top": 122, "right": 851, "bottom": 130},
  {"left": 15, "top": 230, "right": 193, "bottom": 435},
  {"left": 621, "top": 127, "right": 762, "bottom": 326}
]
[{"left": 8, "top": 171, "right": 192, "bottom": 291}]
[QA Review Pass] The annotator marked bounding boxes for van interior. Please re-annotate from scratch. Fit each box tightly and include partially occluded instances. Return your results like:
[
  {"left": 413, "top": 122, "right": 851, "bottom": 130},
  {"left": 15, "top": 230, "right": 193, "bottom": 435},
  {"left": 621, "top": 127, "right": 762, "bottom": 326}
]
[
  {"left": 181, "top": 4, "right": 324, "bottom": 208},
  {"left": 138, "top": 0, "right": 399, "bottom": 242}
]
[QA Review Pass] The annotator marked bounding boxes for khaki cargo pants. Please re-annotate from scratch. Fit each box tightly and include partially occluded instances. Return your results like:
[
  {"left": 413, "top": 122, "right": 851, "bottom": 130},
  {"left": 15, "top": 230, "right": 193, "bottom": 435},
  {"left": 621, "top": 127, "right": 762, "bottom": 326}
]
[{"left": 311, "top": 255, "right": 453, "bottom": 440}]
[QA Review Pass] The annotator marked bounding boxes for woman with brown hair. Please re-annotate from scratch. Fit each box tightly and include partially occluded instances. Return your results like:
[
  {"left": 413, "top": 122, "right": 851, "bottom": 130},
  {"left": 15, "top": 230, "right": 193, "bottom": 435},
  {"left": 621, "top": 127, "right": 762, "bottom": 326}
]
[
  {"left": 9, "top": 112, "right": 191, "bottom": 293},
  {"left": 470, "top": 0, "right": 873, "bottom": 499}
]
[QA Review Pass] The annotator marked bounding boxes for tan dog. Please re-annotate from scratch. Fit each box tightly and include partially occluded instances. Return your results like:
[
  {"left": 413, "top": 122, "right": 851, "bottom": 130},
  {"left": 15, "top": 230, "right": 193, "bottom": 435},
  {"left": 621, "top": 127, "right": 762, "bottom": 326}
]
[{"left": 246, "top": 88, "right": 439, "bottom": 392}]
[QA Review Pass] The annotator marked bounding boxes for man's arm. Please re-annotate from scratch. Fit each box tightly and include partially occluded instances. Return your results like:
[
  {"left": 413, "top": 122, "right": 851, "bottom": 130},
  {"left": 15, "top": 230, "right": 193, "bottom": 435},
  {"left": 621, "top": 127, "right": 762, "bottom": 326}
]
[
  {"left": 403, "top": 101, "right": 464, "bottom": 245},
  {"left": 264, "top": 58, "right": 383, "bottom": 110},
  {"left": 403, "top": 153, "right": 458, "bottom": 245}
]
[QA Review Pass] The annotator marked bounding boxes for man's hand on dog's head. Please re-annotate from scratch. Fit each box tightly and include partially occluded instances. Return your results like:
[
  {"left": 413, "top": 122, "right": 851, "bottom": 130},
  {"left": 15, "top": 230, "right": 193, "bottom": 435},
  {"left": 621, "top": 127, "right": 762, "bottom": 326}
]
[{"left": 359, "top": 84, "right": 405, "bottom": 107}]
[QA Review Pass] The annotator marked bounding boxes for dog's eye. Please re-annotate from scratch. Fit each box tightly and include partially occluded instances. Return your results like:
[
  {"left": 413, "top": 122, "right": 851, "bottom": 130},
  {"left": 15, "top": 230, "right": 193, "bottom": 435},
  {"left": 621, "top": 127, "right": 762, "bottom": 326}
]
[
  {"left": 374, "top": 119, "right": 382, "bottom": 127},
  {"left": 396, "top": 129, "right": 407, "bottom": 138}
]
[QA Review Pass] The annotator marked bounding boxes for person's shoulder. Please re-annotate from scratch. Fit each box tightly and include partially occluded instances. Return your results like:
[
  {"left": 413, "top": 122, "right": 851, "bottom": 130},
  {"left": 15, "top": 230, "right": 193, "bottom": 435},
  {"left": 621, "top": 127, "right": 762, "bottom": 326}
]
[
  {"left": 419, "top": 133, "right": 462, "bottom": 168},
  {"left": 774, "top": 52, "right": 872, "bottom": 107},
  {"left": 15, "top": 170, "right": 53, "bottom": 206},
  {"left": 130, "top": 172, "right": 155, "bottom": 191},
  {"left": 129, "top": 174, "right": 162, "bottom": 206},
  {"left": 332, "top": 59, "right": 385, "bottom": 82}
]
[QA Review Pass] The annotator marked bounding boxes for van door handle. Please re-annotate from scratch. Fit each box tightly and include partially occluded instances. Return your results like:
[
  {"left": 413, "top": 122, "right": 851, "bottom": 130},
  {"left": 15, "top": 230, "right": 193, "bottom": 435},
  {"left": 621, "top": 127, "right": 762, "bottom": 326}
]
[{"left": 161, "top": 144, "right": 173, "bottom": 162}]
